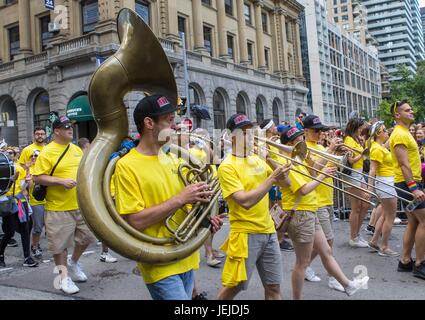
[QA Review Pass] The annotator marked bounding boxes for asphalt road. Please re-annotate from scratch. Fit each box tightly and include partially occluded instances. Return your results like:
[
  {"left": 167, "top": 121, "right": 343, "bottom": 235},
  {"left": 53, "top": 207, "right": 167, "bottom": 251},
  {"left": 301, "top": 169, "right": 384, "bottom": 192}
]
[{"left": 0, "top": 217, "right": 424, "bottom": 300}]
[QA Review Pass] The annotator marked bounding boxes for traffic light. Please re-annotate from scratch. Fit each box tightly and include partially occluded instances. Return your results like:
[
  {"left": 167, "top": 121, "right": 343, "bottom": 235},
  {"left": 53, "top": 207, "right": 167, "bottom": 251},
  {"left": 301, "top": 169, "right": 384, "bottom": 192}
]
[{"left": 177, "top": 96, "right": 187, "bottom": 116}]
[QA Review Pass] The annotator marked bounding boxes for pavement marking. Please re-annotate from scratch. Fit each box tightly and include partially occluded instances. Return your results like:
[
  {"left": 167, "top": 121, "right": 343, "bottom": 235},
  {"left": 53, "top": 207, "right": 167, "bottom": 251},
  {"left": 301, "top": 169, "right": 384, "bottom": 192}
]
[{"left": 0, "top": 267, "right": 13, "bottom": 272}]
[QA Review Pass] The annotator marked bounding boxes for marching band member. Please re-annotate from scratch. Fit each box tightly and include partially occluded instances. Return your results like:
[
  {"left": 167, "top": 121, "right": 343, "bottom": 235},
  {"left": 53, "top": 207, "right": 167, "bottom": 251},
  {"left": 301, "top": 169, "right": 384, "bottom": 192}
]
[
  {"left": 302, "top": 114, "right": 345, "bottom": 292},
  {"left": 366, "top": 122, "right": 399, "bottom": 257},
  {"left": 276, "top": 126, "right": 369, "bottom": 299},
  {"left": 114, "top": 95, "right": 224, "bottom": 300},
  {"left": 390, "top": 101, "right": 425, "bottom": 279},
  {"left": 217, "top": 114, "right": 291, "bottom": 300},
  {"left": 343, "top": 118, "right": 370, "bottom": 248}
]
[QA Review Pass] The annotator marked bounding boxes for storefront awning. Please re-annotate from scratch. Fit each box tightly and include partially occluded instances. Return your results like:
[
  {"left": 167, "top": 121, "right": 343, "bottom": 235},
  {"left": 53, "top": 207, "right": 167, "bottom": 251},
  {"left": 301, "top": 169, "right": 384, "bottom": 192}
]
[{"left": 66, "top": 95, "right": 93, "bottom": 122}]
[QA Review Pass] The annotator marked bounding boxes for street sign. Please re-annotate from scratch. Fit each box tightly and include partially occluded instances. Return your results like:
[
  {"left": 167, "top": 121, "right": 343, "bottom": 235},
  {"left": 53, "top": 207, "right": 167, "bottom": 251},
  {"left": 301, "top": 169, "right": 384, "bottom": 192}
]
[
  {"left": 44, "top": 0, "right": 54, "bottom": 10},
  {"left": 183, "top": 118, "right": 192, "bottom": 131}
]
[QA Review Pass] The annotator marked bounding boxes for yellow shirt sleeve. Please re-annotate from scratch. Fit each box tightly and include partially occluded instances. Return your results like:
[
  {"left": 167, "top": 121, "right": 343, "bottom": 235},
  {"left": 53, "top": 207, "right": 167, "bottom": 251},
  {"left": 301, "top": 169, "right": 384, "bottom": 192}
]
[
  {"left": 370, "top": 146, "right": 384, "bottom": 164},
  {"left": 32, "top": 152, "right": 52, "bottom": 176},
  {"left": 115, "top": 162, "right": 145, "bottom": 215},
  {"left": 391, "top": 131, "right": 410, "bottom": 149},
  {"left": 287, "top": 167, "right": 308, "bottom": 194},
  {"left": 218, "top": 164, "right": 244, "bottom": 199},
  {"left": 17, "top": 147, "right": 30, "bottom": 166}
]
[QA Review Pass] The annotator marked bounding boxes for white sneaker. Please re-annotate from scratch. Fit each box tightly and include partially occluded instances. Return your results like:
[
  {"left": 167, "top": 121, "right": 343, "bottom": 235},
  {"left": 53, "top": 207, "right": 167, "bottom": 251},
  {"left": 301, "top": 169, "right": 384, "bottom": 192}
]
[
  {"left": 60, "top": 276, "right": 79, "bottom": 294},
  {"left": 349, "top": 238, "right": 368, "bottom": 248},
  {"left": 394, "top": 217, "right": 401, "bottom": 225},
  {"left": 67, "top": 258, "right": 88, "bottom": 283},
  {"left": 100, "top": 252, "right": 118, "bottom": 263},
  {"left": 358, "top": 235, "right": 369, "bottom": 246},
  {"left": 305, "top": 267, "right": 321, "bottom": 282},
  {"left": 328, "top": 276, "right": 345, "bottom": 292},
  {"left": 345, "top": 276, "right": 369, "bottom": 296}
]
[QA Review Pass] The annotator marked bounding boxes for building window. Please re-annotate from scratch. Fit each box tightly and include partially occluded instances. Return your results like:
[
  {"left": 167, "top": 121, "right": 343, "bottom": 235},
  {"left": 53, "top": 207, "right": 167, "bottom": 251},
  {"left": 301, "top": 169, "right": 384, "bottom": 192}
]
[
  {"left": 178, "top": 15, "right": 188, "bottom": 48},
  {"left": 33, "top": 91, "right": 50, "bottom": 129},
  {"left": 333, "top": 0, "right": 338, "bottom": 5},
  {"left": 135, "top": 0, "right": 150, "bottom": 25},
  {"left": 8, "top": 26, "right": 19, "bottom": 60},
  {"left": 256, "top": 98, "right": 264, "bottom": 123},
  {"left": 40, "top": 15, "right": 52, "bottom": 52},
  {"left": 261, "top": 12, "right": 268, "bottom": 33},
  {"left": 236, "top": 94, "right": 246, "bottom": 114},
  {"left": 244, "top": 3, "right": 252, "bottom": 25},
  {"left": 334, "top": 8, "right": 338, "bottom": 14},
  {"left": 81, "top": 0, "right": 99, "bottom": 34},
  {"left": 202, "top": 0, "right": 211, "bottom": 6},
  {"left": 227, "top": 34, "right": 234, "bottom": 59},
  {"left": 285, "top": 22, "right": 292, "bottom": 42},
  {"left": 264, "top": 48, "right": 270, "bottom": 69},
  {"left": 203, "top": 25, "right": 213, "bottom": 56},
  {"left": 225, "top": 0, "right": 233, "bottom": 16},
  {"left": 342, "top": 15, "right": 348, "bottom": 21},
  {"left": 247, "top": 42, "right": 253, "bottom": 65},
  {"left": 334, "top": 17, "right": 338, "bottom": 23},
  {"left": 5, "top": 0, "right": 16, "bottom": 4},
  {"left": 213, "top": 90, "right": 226, "bottom": 130},
  {"left": 341, "top": 5, "right": 348, "bottom": 12}
]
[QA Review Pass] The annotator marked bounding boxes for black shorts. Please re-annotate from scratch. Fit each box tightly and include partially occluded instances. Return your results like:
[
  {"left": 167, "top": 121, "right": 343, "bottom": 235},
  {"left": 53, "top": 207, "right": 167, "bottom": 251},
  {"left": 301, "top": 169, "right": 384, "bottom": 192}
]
[{"left": 395, "top": 181, "right": 425, "bottom": 210}]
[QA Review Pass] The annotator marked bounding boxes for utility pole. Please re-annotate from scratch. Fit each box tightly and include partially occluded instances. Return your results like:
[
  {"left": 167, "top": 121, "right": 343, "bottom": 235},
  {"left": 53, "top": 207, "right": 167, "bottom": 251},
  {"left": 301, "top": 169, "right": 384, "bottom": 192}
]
[{"left": 180, "top": 31, "right": 190, "bottom": 119}]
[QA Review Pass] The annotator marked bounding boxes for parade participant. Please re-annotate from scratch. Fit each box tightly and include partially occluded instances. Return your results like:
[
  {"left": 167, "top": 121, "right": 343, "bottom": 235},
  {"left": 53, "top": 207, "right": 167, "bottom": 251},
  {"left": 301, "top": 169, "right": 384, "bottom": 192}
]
[
  {"left": 33, "top": 116, "right": 96, "bottom": 294},
  {"left": 114, "top": 94, "right": 224, "bottom": 300},
  {"left": 366, "top": 122, "right": 399, "bottom": 257},
  {"left": 217, "top": 114, "right": 290, "bottom": 300},
  {"left": 18, "top": 127, "right": 46, "bottom": 170},
  {"left": 277, "top": 126, "right": 369, "bottom": 299},
  {"left": 390, "top": 101, "right": 425, "bottom": 279},
  {"left": 28, "top": 149, "right": 46, "bottom": 258},
  {"left": 302, "top": 115, "right": 345, "bottom": 292},
  {"left": 344, "top": 118, "right": 370, "bottom": 248},
  {"left": 78, "top": 138, "right": 117, "bottom": 264}
]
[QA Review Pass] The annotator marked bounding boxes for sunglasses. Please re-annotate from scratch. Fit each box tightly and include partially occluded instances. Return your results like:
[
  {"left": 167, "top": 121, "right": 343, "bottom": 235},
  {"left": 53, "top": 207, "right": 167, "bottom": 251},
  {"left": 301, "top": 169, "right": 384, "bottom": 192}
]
[{"left": 59, "top": 124, "right": 73, "bottom": 130}]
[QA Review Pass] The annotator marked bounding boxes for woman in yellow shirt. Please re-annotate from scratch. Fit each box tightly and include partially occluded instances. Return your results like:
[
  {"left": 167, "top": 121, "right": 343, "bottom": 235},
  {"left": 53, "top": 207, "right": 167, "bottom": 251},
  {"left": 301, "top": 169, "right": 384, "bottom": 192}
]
[
  {"left": 343, "top": 118, "right": 370, "bottom": 248},
  {"left": 367, "top": 122, "right": 399, "bottom": 256}
]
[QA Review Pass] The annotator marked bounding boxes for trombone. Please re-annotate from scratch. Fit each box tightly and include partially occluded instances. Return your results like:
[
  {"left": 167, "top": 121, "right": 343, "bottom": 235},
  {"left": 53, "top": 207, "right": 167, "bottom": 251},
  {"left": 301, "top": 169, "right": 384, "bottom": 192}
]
[{"left": 254, "top": 136, "right": 378, "bottom": 207}]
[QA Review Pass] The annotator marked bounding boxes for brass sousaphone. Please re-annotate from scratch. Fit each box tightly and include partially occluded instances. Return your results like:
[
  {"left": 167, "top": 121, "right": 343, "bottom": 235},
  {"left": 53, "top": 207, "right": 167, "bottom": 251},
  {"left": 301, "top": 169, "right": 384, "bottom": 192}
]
[{"left": 77, "top": 9, "right": 218, "bottom": 264}]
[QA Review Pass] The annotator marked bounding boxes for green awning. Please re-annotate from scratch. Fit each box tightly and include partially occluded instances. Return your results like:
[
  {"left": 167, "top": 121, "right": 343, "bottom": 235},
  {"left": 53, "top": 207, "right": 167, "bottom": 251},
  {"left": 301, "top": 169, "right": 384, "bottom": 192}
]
[{"left": 66, "top": 95, "right": 93, "bottom": 122}]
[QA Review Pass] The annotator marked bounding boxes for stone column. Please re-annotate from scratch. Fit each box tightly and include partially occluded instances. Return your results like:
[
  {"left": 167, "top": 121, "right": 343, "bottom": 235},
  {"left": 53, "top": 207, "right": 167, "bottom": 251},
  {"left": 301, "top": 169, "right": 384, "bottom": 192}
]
[
  {"left": 192, "top": 0, "right": 205, "bottom": 52},
  {"left": 236, "top": 0, "right": 248, "bottom": 64},
  {"left": 165, "top": 0, "right": 180, "bottom": 41},
  {"left": 280, "top": 11, "right": 289, "bottom": 73},
  {"left": 216, "top": 0, "right": 228, "bottom": 58},
  {"left": 254, "top": 0, "right": 265, "bottom": 69},
  {"left": 18, "top": 0, "right": 32, "bottom": 55},
  {"left": 294, "top": 19, "right": 303, "bottom": 77}
]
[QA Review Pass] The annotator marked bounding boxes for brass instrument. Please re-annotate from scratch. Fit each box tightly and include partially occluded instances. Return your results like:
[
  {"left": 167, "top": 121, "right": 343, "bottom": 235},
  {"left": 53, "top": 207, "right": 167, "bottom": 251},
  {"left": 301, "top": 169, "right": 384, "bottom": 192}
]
[{"left": 77, "top": 9, "right": 220, "bottom": 264}]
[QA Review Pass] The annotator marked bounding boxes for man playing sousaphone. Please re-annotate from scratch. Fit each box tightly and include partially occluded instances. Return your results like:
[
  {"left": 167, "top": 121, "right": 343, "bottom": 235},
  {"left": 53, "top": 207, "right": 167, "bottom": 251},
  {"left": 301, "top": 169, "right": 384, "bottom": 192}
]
[
  {"left": 217, "top": 114, "right": 291, "bottom": 300},
  {"left": 114, "top": 94, "right": 224, "bottom": 300}
]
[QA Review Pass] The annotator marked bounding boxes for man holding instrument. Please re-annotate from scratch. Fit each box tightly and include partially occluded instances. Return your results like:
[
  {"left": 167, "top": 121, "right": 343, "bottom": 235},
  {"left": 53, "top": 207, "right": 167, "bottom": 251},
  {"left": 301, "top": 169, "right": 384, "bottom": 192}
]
[
  {"left": 390, "top": 100, "right": 425, "bottom": 279},
  {"left": 114, "top": 95, "right": 224, "bottom": 300},
  {"left": 217, "top": 114, "right": 291, "bottom": 300}
]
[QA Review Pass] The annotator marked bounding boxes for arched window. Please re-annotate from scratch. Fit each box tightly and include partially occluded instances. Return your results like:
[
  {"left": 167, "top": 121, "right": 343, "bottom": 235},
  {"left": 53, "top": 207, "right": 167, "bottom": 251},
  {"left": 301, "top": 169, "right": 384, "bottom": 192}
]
[
  {"left": 236, "top": 94, "right": 246, "bottom": 114},
  {"left": 0, "top": 95, "right": 18, "bottom": 146},
  {"left": 272, "top": 99, "right": 279, "bottom": 125},
  {"left": 256, "top": 97, "right": 264, "bottom": 124},
  {"left": 213, "top": 90, "right": 226, "bottom": 130},
  {"left": 33, "top": 91, "right": 50, "bottom": 129}
]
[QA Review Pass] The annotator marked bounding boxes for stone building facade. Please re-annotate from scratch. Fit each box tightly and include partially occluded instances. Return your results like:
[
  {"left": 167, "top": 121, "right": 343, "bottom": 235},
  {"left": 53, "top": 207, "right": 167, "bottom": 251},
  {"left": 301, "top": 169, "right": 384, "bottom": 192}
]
[{"left": 0, "top": 0, "right": 308, "bottom": 146}]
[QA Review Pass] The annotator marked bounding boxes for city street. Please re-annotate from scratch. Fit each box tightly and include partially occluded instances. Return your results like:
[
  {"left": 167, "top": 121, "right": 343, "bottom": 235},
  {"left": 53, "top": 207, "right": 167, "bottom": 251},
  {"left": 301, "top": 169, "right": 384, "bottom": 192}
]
[{"left": 1, "top": 217, "right": 424, "bottom": 300}]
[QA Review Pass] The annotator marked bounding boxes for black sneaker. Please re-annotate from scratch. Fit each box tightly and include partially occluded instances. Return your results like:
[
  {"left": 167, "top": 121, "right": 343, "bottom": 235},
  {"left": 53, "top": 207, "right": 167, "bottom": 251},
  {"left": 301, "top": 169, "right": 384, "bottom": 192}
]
[
  {"left": 31, "top": 246, "right": 42, "bottom": 258},
  {"left": 0, "top": 255, "right": 5, "bottom": 268},
  {"left": 413, "top": 261, "right": 425, "bottom": 280},
  {"left": 366, "top": 225, "right": 375, "bottom": 235},
  {"left": 397, "top": 259, "right": 414, "bottom": 272},
  {"left": 7, "top": 239, "right": 18, "bottom": 247},
  {"left": 280, "top": 239, "right": 294, "bottom": 252},
  {"left": 193, "top": 291, "right": 208, "bottom": 300},
  {"left": 23, "top": 257, "right": 39, "bottom": 268}
]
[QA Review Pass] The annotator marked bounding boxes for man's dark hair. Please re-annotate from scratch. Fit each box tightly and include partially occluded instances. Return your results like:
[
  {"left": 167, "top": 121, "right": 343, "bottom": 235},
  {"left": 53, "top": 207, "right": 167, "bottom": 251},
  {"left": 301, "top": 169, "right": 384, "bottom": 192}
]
[
  {"left": 345, "top": 117, "right": 365, "bottom": 140},
  {"left": 259, "top": 119, "right": 272, "bottom": 129},
  {"left": 391, "top": 100, "right": 409, "bottom": 116},
  {"left": 34, "top": 127, "right": 45, "bottom": 134},
  {"left": 136, "top": 116, "right": 159, "bottom": 135}
]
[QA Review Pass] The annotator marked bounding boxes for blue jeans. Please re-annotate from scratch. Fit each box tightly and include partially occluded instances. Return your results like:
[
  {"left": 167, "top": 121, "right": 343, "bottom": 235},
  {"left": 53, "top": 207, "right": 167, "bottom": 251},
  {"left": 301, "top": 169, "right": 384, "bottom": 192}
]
[{"left": 146, "top": 270, "right": 195, "bottom": 300}]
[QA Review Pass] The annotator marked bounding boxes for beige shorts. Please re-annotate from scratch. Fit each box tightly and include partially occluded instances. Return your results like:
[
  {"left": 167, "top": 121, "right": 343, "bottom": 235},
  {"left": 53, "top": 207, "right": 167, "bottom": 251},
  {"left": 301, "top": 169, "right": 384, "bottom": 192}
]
[
  {"left": 316, "top": 206, "right": 334, "bottom": 241},
  {"left": 286, "top": 210, "right": 321, "bottom": 244},
  {"left": 45, "top": 210, "right": 96, "bottom": 255}
]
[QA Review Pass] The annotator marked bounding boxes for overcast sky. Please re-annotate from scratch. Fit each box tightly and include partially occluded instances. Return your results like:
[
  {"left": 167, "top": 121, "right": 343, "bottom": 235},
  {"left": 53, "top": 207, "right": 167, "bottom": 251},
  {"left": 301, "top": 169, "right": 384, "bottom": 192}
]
[{"left": 420, "top": 0, "right": 425, "bottom": 8}]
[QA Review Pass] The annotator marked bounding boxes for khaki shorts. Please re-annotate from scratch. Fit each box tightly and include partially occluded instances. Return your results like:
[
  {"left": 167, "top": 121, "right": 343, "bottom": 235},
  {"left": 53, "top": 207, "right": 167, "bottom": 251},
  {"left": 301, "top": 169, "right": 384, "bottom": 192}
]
[
  {"left": 45, "top": 210, "right": 96, "bottom": 255},
  {"left": 286, "top": 210, "right": 321, "bottom": 244},
  {"left": 317, "top": 206, "right": 334, "bottom": 241}
]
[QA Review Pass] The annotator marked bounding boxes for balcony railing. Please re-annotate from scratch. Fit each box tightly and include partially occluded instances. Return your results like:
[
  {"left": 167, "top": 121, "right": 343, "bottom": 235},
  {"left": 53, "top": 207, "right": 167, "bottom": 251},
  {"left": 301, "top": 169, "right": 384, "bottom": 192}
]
[
  {"left": 159, "top": 38, "right": 175, "bottom": 53},
  {"left": 58, "top": 34, "right": 91, "bottom": 54},
  {"left": 25, "top": 52, "right": 47, "bottom": 65},
  {"left": 0, "top": 61, "right": 14, "bottom": 72}
]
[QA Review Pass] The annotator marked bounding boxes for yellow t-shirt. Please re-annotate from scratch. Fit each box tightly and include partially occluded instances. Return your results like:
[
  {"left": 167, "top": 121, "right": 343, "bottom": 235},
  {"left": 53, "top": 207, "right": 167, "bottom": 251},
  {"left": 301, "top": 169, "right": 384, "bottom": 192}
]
[
  {"left": 188, "top": 147, "right": 208, "bottom": 164},
  {"left": 306, "top": 141, "right": 333, "bottom": 207},
  {"left": 344, "top": 136, "right": 364, "bottom": 170},
  {"left": 276, "top": 157, "right": 318, "bottom": 212},
  {"left": 18, "top": 143, "right": 44, "bottom": 167},
  {"left": 32, "top": 141, "right": 82, "bottom": 211},
  {"left": 369, "top": 141, "right": 393, "bottom": 177},
  {"left": 114, "top": 148, "right": 199, "bottom": 284},
  {"left": 389, "top": 124, "right": 422, "bottom": 183},
  {"left": 28, "top": 166, "right": 46, "bottom": 206},
  {"left": 217, "top": 154, "right": 275, "bottom": 234},
  {"left": 5, "top": 163, "right": 26, "bottom": 197}
]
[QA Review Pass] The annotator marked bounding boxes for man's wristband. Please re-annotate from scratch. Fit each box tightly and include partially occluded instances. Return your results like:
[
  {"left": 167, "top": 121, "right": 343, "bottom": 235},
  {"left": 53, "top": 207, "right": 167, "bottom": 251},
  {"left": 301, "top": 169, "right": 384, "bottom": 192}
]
[{"left": 407, "top": 181, "right": 419, "bottom": 192}]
